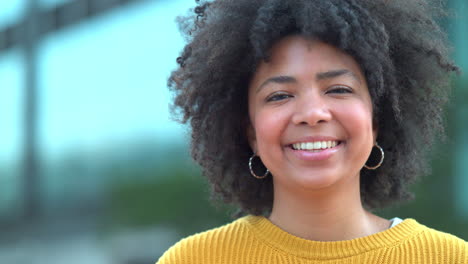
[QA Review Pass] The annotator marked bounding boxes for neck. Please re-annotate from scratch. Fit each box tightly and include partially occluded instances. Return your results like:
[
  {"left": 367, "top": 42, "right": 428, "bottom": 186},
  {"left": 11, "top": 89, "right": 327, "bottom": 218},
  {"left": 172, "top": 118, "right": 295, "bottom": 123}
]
[{"left": 268, "top": 176, "right": 389, "bottom": 241}]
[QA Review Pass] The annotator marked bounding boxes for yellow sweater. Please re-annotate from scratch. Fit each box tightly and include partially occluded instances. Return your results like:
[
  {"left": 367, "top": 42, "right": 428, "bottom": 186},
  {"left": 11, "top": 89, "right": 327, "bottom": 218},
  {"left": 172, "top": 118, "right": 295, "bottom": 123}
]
[{"left": 157, "top": 215, "right": 468, "bottom": 263}]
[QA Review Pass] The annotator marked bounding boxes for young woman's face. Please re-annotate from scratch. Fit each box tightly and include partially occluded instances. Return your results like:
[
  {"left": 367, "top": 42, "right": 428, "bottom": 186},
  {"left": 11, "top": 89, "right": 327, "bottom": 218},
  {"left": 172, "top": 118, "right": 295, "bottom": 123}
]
[{"left": 248, "top": 36, "right": 376, "bottom": 192}]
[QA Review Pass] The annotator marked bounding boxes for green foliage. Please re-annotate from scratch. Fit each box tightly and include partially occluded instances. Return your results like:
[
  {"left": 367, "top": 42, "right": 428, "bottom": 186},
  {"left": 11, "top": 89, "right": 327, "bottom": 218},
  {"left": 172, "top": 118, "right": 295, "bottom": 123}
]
[{"left": 105, "top": 162, "right": 233, "bottom": 236}]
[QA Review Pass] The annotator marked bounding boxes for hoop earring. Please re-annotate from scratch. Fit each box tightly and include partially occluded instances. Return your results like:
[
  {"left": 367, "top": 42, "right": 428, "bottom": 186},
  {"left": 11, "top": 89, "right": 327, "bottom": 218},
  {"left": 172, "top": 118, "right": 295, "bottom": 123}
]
[
  {"left": 364, "top": 142, "right": 384, "bottom": 170},
  {"left": 249, "top": 153, "right": 269, "bottom": 179}
]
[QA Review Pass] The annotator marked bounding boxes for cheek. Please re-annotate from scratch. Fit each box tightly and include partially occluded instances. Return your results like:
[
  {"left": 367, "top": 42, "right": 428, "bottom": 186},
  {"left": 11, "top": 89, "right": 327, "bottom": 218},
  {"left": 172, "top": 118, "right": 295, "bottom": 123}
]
[
  {"left": 254, "top": 109, "right": 288, "bottom": 151},
  {"left": 339, "top": 102, "right": 374, "bottom": 142}
]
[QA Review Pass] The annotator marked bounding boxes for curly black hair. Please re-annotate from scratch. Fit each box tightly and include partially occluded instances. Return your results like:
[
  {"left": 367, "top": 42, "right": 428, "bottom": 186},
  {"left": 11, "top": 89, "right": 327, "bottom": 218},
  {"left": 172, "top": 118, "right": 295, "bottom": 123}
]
[{"left": 168, "top": 0, "right": 458, "bottom": 215}]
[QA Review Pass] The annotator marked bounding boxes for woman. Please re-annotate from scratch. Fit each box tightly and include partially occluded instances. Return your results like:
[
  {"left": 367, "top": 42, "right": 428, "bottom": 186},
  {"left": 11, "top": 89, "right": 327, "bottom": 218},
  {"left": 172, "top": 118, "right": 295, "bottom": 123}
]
[{"left": 158, "top": 0, "right": 467, "bottom": 263}]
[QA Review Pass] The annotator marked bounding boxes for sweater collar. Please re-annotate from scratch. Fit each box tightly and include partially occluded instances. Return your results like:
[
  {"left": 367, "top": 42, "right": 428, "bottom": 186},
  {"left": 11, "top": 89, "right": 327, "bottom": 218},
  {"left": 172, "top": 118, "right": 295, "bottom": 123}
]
[{"left": 241, "top": 215, "right": 425, "bottom": 260}]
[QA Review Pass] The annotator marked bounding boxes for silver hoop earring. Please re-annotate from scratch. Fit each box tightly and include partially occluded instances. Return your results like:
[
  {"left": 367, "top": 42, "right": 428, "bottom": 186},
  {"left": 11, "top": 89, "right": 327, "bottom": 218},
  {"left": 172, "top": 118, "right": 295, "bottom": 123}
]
[
  {"left": 364, "top": 142, "right": 384, "bottom": 170},
  {"left": 249, "top": 153, "right": 269, "bottom": 179}
]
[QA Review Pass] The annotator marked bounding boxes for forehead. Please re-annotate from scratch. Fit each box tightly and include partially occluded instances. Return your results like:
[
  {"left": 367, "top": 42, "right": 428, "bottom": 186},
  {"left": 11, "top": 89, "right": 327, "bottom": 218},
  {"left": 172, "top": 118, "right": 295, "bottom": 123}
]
[{"left": 254, "top": 35, "right": 365, "bottom": 81}]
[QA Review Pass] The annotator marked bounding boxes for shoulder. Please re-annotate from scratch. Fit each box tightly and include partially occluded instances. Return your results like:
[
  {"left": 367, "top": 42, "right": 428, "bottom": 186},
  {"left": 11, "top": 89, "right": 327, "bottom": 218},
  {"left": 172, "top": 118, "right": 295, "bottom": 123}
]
[
  {"left": 404, "top": 220, "right": 468, "bottom": 262},
  {"left": 156, "top": 216, "right": 253, "bottom": 264},
  {"left": 418, "top": 225, "right": 467, "bottom": 247}
]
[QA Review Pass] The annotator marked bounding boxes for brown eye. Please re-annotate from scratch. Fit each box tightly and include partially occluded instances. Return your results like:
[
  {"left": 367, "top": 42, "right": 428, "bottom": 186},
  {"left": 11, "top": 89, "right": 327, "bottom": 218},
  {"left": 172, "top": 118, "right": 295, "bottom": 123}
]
[
  {"left": 266, "top": 93, "right": 292, "bottom": 102},
  {"left": 327, "top": 86, "right": 353, "bottom": 94}
]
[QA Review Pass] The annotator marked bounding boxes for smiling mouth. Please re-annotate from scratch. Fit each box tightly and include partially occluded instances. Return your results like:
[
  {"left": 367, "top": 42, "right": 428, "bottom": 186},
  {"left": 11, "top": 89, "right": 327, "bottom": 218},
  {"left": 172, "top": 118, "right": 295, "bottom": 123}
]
[{"left": 290, "top": 140, "right": 342, "bottom": 152}]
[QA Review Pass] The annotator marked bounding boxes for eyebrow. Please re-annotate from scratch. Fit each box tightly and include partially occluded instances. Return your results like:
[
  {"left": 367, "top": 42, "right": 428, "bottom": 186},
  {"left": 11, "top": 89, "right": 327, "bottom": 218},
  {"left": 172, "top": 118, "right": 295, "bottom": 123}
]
[
  {"left": 256, "top": 69, "right": 361, "bottom": 93},
  {"left": 316, "top": 69, "right": 361, "bottom": 83},
  {"left": 256, "top": 75, "right": 297, "bottom": 93}
]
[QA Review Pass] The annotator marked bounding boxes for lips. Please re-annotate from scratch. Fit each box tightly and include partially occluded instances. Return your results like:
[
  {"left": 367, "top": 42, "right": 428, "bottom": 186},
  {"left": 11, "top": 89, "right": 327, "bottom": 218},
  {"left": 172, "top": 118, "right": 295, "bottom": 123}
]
[{"left": 286, "top": 137, "right": 344, "bottom": 161}]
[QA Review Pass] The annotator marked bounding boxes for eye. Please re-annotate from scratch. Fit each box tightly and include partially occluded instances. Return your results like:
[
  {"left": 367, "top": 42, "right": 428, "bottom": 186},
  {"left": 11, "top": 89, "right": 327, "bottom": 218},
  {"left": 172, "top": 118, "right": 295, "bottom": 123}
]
[
  {"left": 327, "top": 86, "right": 353, "bottom": 94},
  {"left": 266, "top": 92, "right": 292, "bottom": 102}
]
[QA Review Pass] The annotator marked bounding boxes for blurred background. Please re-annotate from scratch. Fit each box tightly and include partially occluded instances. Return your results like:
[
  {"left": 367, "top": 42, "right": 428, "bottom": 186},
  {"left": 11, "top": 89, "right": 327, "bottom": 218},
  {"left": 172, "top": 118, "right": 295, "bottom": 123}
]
[{"left": 0, "top": 0, "right": 466, "bottom": 263}]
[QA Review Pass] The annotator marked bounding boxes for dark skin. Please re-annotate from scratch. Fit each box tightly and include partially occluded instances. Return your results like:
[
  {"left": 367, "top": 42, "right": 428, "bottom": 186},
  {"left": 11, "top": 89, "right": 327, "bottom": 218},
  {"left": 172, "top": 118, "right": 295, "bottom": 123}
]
[{"left": 247, "top": 36, "right": 388, "bottom": 241}]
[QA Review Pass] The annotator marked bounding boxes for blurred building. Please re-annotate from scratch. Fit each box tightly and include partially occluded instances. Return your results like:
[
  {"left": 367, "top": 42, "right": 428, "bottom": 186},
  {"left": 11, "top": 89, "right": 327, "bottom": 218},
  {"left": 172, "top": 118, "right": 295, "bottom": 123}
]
[{"left": 0, "top": 0, "right": 190, "bottom": 263}]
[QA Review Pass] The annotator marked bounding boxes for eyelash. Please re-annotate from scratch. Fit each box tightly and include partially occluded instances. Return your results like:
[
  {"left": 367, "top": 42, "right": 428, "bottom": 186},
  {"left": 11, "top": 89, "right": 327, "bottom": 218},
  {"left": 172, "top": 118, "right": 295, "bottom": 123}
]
[
  {"left": 265, "top": 86, "right": 353, "bottom": 102},
  {"left": 266, "top": 92, "right": 292, "bottom": 102},
  {"left": 327, "top": 86, "right": 353, "bottom": 94}
]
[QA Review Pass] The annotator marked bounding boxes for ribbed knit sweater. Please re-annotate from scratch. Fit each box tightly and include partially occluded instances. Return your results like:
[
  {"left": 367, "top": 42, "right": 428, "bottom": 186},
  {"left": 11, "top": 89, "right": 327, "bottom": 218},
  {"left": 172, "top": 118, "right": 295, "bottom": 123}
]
[{"left": 157, "top": 215, "right": 467, "bottom": 263}]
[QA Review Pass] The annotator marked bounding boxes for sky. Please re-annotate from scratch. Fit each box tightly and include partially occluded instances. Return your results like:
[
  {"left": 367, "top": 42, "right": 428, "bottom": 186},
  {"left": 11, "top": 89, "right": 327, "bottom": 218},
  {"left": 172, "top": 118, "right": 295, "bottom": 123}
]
[{"left": 0, "top": 0, "right": 193, "bottom": 161}]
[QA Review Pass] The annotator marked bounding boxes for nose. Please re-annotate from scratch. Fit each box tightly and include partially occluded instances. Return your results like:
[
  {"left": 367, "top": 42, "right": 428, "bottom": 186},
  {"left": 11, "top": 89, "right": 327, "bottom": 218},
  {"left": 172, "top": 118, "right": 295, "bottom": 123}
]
[{"left": 291, "top": 92, "right": 332, "bottom": 126}]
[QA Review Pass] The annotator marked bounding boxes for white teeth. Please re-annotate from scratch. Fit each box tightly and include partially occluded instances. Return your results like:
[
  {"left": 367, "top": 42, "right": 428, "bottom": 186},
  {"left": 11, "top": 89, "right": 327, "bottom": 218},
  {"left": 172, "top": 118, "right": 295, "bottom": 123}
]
[{"left": 292, "top": 140, "right": 339, "bottom": 151}]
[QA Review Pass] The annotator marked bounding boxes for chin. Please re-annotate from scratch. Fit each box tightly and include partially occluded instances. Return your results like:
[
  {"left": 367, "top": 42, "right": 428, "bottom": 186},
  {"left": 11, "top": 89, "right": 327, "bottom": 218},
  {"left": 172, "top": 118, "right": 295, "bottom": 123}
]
[
  {"left": 297, "top": 174, "right": 340, "bottom": 190},
  {"left": 278, "top": 170, "right": 344, "bottom": 191}
]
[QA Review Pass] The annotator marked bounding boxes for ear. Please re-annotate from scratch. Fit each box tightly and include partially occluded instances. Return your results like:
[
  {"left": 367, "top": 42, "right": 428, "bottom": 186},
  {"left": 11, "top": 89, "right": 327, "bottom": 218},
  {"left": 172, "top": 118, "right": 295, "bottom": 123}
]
[{"left": 247, "top": 123, "right": 257, "bottom": 154}]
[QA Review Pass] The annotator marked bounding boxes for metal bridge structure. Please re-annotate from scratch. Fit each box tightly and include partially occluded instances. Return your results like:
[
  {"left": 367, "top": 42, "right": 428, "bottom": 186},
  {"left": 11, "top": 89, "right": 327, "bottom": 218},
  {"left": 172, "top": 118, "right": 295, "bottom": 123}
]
[{"left": 0, "top": 0, "right": 149, "bottom": 220}]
